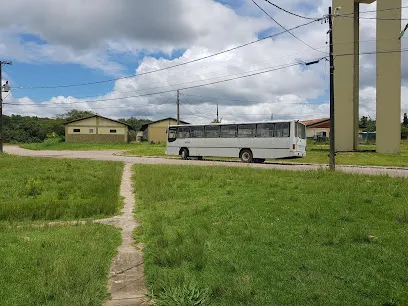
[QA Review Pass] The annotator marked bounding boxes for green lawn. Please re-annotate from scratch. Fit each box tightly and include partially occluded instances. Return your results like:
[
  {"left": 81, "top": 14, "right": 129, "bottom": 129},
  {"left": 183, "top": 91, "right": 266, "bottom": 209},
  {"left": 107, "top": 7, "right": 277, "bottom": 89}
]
[
  {"left": 21, "top": 137, "right": 408, "bottom": 167},
  {"left": 289, "top": 141, "right": 408, "bottom": 167},
  {"left": 0, "top": 154, "right": 123, "bottom": 221},
  {"left": 0, "top": 223, "right": 120, "bottom": 306},
  {"left": 20, "top": 137, "right": 138, "bottom": 151},
  {"left": 122, "top": 142, "right": 166, "bottom": 156},
  {"left": 133, "top": 165, "right": 408, "bottom": 306}
]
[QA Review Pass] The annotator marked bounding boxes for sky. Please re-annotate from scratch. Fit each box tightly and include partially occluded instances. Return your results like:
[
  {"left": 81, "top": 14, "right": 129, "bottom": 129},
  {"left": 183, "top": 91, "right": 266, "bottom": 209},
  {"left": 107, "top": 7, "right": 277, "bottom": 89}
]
[{"left": 1, "top": 0, "right": 407, "bottom": 124}]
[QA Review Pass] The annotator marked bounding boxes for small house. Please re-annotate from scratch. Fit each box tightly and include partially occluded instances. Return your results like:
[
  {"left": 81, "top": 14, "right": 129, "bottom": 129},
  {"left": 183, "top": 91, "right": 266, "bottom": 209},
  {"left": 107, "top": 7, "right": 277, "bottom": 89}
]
[
  {"left": 140, "top": 117, "right": 189, "bottom": 143},
  {"left": 64, "top": 115, "right": 132, "bottom": 143}
]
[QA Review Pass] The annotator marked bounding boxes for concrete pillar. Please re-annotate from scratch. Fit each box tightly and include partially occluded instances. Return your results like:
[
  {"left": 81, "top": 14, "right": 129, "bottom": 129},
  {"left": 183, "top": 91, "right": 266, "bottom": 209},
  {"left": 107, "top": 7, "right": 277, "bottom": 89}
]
[
  {"left": 333, "top": 0, "right": 360, "bottom": 151},
  {"left": 376, "top": 0, "right": 401, "bottom": 153}
]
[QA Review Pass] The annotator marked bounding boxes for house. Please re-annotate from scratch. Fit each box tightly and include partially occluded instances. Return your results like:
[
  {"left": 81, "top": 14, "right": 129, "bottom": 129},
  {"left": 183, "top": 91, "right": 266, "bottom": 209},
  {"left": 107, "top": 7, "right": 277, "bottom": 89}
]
[
  {"left": 64, "top": 115, "right": 132, "bottom": 143},
  {"left": 140, "top": 117, "right": 189, "bottom": 143},
  {"left": 302, "top": 118, "right": 331, "bottom": 139},
  {"left": 301, "top": 118, "right": 366, "bottom": 139}
]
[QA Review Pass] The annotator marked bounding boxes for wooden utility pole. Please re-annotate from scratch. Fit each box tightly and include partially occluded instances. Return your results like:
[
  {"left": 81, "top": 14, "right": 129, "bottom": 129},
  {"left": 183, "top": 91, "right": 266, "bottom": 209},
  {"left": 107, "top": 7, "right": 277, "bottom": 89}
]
[
  {"left": 329, "top": 7, "right": 335, "bottom": 171},
  {"left": 0, "top": 61, "right": 12, "bottom": 153},
  {"left": 216, "top": 104, "right": 219, "bottom": 122},
  {"left": 177, "top": 89, "right": 180, "bottom": 125}
]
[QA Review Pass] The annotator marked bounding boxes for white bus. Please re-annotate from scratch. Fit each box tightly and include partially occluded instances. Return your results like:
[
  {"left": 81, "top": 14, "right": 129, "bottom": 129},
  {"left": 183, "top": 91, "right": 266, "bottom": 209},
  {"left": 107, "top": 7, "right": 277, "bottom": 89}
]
[{"left": 166, "top": 120, "right": 306, "bottom": 163}]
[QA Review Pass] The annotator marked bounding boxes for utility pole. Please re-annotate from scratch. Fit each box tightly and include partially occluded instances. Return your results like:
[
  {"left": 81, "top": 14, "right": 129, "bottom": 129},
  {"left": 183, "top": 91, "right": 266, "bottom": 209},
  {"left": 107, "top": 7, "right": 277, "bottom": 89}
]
[
  {"left": 328, "top": 7, "right": 335, "bottom": 171},
  {"left": 0, "top": 61, "right": 12, "bottom": 153},
  {"left": 216, "top": 103, "right": 219, "bottom": 122},
  {"left": 176, "top": 89, "right": 180, "bottom": 125}
]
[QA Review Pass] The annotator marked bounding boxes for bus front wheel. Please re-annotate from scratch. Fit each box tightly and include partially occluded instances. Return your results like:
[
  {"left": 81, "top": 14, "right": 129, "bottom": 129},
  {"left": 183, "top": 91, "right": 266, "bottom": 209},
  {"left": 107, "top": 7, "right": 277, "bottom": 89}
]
[
  {"left": 240, "top": 149, "right": 253, "bottom": 163},
  {"left": 180, "top": 148, "right": 189, "bottom": 160}
]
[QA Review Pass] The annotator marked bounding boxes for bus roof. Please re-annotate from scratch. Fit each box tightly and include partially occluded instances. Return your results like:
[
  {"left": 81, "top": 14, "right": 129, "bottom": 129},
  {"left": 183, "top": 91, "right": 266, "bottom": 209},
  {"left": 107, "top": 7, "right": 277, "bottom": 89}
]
[{"left": 168, "top": 120, "right": 304, "bottom": 128}]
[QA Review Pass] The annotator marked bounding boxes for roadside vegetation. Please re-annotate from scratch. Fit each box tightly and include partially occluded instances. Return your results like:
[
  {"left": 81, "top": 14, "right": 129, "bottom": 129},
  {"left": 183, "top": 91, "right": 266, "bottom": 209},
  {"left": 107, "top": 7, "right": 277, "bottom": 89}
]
[
  {"left": 133, "top": 165, "right": 408, "bottom": 305},
  {"left": 21, "top": 137, "right": 138, "bottom": 151},
  {"left": 290, "top": 141, "right": 408, "bottom": 167},
  {"left": 0, "top": 154, "right": 124, "bottom": 305},
  {"left": 20, "top": 137, "right": 408, "bottom": 167},
  {"left": 0, "top": 223, "right": 120, "bottom": 306},
  {"left": 0, "top": 154, "right": 123, "bottom": 221}
]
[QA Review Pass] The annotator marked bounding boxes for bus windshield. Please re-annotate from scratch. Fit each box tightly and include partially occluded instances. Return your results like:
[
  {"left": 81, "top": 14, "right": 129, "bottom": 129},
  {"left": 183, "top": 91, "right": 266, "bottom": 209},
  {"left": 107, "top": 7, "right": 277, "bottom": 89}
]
[{"left": 295, "top": 123, "right": 306, "bottom": 139}]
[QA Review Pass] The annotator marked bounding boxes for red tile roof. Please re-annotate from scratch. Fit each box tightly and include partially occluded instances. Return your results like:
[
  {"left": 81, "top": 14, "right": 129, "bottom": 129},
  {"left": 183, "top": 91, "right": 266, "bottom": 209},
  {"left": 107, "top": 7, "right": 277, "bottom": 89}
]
[{"left": 301, "top": 118, "right": 330, "bottom": 127}]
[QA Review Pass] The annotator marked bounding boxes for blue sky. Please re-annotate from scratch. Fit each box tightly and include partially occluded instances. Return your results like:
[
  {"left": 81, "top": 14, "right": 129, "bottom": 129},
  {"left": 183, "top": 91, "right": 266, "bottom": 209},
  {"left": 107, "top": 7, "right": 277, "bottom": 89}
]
[{"left": 1, "top": 0, "right": 407, "bottom": 122}]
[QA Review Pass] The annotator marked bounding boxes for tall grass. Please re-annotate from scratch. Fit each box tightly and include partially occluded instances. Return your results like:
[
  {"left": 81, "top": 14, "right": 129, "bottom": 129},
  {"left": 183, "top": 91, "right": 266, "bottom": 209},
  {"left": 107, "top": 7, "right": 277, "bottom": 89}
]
[
  {"left": 133, "top": 165, "right": 408, "bottom": 305},
  {"left": 0, "top": 155, "right": 123, "bottom": 221},
  {"left": 0, "top": 223, "right": 121, "bottom": 306}
]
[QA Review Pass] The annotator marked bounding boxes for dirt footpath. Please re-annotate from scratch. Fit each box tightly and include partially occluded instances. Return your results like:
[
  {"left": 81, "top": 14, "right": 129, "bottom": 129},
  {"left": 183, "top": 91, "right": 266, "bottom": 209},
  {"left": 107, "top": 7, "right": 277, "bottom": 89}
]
[{"left": 5, "top": 145, "right": 408, "bottom": 178}]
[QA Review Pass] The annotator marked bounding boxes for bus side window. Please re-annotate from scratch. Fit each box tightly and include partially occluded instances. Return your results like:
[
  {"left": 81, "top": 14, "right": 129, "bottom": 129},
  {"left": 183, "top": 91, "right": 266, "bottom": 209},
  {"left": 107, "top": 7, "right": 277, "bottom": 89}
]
[
  {"left": 220, "top": 125, "right": 237, "bottom": 138},
  {"left": 191, "top": 126, "right": 204, "bottom": 138},
  {"left": 205, "top": 126, "right": 220, "bottom": 138},
  {"left": 256, "top": 123, "right": 274, "bottom": 137},
  {"left": 238, "top": 125, "right": 256, "bottom": 137},
  {"left": 282, "top": 122, "right": 290, "bottom": 137},
  {"left": 275, "top": 123, "right": 283, "bottom": 137},
  {"left": 177, "top": 127, "right": 190, "bottom": 138}
]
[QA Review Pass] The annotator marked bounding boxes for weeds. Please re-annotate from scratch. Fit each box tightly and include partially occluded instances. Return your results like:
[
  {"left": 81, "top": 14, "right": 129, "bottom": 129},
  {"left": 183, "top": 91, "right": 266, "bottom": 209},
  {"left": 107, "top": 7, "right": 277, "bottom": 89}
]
[
  {"left": 134, "top": 165, "right": 408, "bottom": 305},
  {"left": 0, "top": 155, "right": 123, "bottom": 221}
]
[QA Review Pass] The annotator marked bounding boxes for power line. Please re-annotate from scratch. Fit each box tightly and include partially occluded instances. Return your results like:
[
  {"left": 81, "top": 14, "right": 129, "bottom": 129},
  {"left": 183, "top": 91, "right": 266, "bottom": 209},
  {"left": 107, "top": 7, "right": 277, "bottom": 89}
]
[
  {"left": 181, "top": 93, "right": 315, "bottom": 105},
  {"left": 263, "top": 0, "right": 321, "bottom": 20},
  {"left": 335, "top": 48, "right": 408, "bottom": 57},
  {"left": 337, "top": 15, "right": 408, "bottom": 21},
  {"left": 339, "top": 5, "right": 408, "bottom": 16},
  {"left": 13, "top": 21, "right": 319, "bottom": 90},
  {"left": 4, "top": 62, "right": 301, "bottom": 107},
  {"left": 6, "top": 47, "right": 407, "bottom": 109},
  {"left": 251, "top": 0, "right": 326, "bottom": 54},
  {"left": 15, "top": 35, "right": 405, "bottom": 102}
]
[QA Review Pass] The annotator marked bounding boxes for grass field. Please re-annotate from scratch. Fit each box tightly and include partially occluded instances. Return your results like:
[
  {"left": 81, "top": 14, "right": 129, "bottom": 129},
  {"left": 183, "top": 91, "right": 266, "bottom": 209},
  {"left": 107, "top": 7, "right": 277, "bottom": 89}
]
[
  {"left": 289, "top": 141, "right": 408, "bottom": 167},
  {"left": 0, "top": 154, "right": 123, "bottom": 221},
  {"left": 20, "top": 138, "right": 408, "bottom": 167},
  {"left": 122, "top": 142, "right": 166, "bottom": 156},
  {"left": 20, "top": 137, "right": 138, "bottom": 151},
  {"left": 133, "top": 165, "right": 408, "bottom": 306},
  {"left": 0, "top": 223, "right": 120, "bottom": 306}
]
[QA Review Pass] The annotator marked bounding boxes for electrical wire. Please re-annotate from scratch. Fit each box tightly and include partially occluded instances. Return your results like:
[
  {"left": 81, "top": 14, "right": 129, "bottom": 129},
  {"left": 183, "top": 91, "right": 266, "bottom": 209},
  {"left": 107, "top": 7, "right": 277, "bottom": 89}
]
[
  {"left": 337, "top": 15, "right": 408, "bottom": 21},
  {"left": 263, "top": 0, "right": 321, "bottom": 20},
  {"left": 181, "top": 93, "right": 314, "bottom": 105},
  {"left": 251, "top": 0, "right": 326, "bottom": 54},
  {"left": 13, "top": 21, "right": 319, "bottom": 90},
  {"left": 338, "top": 5, "right": 408, "bottom": 16},
  {"left": 4, "top": 62, "right": 301, "bottom": 107}
]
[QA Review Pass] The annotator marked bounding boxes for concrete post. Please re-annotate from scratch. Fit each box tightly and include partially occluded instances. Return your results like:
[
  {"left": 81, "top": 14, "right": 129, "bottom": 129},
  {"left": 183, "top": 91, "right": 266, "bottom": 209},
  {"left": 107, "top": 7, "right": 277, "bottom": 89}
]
[
  {"left": 376, "top": 0, "right": 402, "bottom": 153},
  {"left": 333, "top": 0, "right": 360, "bottom": 151}
]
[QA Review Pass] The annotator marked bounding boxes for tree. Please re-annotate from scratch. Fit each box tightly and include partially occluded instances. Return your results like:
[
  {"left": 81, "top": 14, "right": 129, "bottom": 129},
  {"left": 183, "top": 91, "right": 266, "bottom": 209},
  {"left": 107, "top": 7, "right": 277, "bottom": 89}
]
[
  {"left": 403, "top": 113, "right": 408, "bottom": 126},
  {"left": 56, "top": 109, "right": 95, "bottom": 122},
  {"left": 211, "top": 118, "right": 222, "bottom": 123}
]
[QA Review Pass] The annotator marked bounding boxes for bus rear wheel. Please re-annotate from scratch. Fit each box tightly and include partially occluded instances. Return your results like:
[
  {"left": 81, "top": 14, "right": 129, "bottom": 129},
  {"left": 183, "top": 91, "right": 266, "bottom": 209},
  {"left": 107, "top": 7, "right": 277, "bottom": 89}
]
[
  {"left": 240, "top": 149, "right": 253, "bottom": 163},
  {"left": 180, "top": 148, "right": 189, "bottom": 160}
]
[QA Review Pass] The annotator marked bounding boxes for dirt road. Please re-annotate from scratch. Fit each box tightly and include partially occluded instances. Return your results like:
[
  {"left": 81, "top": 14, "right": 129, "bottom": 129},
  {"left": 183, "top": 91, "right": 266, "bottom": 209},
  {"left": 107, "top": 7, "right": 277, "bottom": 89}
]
[{"left": 5, "top": 145, "right": 408, "bottom": 178}]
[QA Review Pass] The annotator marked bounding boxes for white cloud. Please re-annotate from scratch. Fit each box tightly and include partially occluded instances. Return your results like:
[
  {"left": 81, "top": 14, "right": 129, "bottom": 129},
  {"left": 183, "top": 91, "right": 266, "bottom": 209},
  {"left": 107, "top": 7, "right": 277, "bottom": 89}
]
[{"left": 2, "top": 0, "right": 408, "bottom": 124}]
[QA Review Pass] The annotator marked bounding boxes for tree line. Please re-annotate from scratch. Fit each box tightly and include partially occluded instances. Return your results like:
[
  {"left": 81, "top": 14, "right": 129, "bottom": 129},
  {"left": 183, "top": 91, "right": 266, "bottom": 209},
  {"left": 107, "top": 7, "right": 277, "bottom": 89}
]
[
  {"left": 359, "top": 113, "right": 408, "bottom": 139},
  {"left": 3, "top": 110, "right": 151, "bottom": 143}
]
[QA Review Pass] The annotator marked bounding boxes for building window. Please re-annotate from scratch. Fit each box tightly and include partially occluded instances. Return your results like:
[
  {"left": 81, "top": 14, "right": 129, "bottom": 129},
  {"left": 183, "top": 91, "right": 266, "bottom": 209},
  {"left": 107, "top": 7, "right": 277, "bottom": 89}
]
[
  {"left": 73, "top": 129, "right": 80, "bottom": 133},
  {"left": 110, "top": 129, "right": 117, "bottom": 133},
  {"left": 89, "top": 129, "right": 94, "bottom": 133}
]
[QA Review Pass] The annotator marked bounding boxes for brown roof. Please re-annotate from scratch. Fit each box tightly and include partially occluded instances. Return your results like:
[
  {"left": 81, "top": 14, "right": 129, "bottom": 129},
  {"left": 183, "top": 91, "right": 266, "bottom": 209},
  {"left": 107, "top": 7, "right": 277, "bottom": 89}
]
[
  {"left": 301, "top": 118, "right": 330, "bottom": 127},
  {"left": 140, "top": 117, "right": 189, "bottom": 131},
  {"left": 63, "top": 115, "right": 133, "bottom": 129}
]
